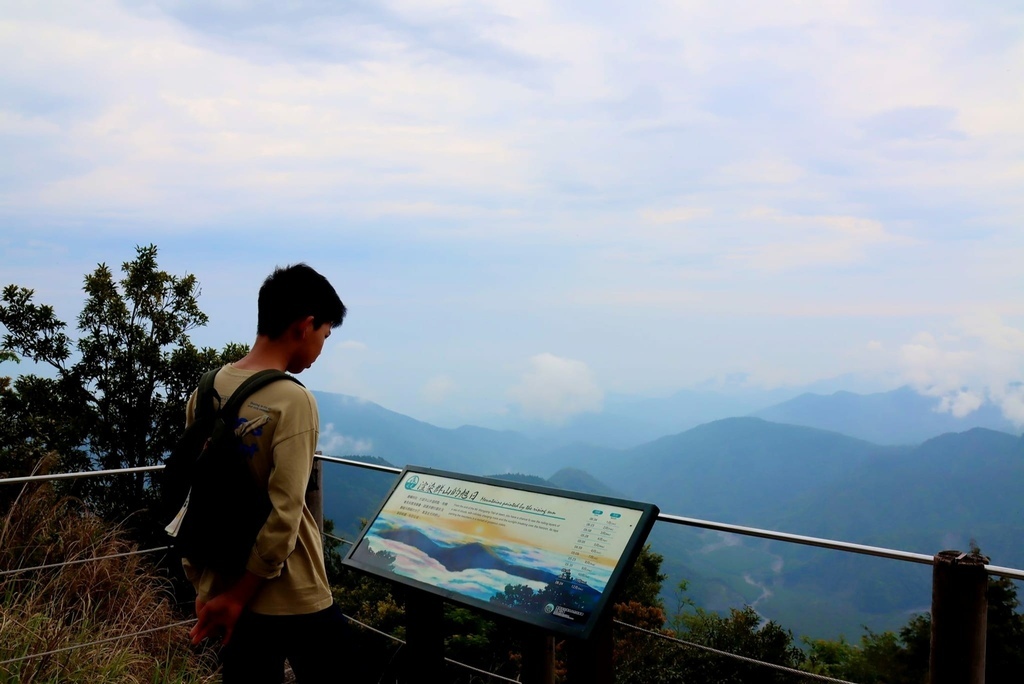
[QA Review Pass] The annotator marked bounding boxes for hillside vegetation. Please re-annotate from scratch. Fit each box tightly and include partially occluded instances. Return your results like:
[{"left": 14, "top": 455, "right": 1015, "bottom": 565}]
[{"left": 0, "top": 475, "right": 216, "bottom": 683}]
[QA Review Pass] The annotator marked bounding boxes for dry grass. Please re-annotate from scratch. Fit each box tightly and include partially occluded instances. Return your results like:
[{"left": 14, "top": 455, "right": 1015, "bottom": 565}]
[{"left": 0, "top": 471, "right": 219, "bottom": 683}]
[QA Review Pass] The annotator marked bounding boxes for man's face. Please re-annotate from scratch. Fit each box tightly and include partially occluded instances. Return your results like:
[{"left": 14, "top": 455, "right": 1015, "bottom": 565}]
[{"left": 289, "top": 320, "right": 333, "bottom": 373}]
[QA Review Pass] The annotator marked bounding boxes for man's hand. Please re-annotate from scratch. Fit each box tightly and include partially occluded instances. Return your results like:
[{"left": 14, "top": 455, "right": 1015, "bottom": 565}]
[
  {"left": 189, "top": 572, "right": 264, "bottom": 646},
  {"left": 190, "top": 593, "right": 245, "bottom": 645}
]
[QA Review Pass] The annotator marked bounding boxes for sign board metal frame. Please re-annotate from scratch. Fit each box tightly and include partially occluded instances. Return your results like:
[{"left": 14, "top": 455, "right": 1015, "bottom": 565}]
[{"left": 342, "top": 465, "right": 660, "bottom": 640}]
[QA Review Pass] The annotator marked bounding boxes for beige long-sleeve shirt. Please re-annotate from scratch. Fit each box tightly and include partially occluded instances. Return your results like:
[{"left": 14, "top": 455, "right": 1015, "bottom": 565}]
[{"left": 182, "top": 364, "right": 332, "bottom": 615}]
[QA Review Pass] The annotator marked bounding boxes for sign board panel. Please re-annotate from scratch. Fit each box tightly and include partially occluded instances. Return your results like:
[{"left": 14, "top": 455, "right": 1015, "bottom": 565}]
[{"left": 342, "top": 466, "right": 659, "bottom": 639}]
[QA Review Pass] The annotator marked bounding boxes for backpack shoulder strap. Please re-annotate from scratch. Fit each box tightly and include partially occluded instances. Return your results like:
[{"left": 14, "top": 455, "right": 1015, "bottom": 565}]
[
  {"left": 194, "top": 369, "right": 222, "bottom": 423},
  {"left": 220, "top": 369, "right": 304, "bottom": 419}
]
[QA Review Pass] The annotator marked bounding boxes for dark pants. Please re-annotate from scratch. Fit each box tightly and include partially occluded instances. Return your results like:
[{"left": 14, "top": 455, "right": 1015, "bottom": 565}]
[{"left": 221, "top": 603, "right": 377, "bottom": 683}]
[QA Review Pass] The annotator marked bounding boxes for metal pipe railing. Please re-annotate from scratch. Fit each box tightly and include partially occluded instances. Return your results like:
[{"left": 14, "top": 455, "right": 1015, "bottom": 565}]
[
  {"left": 659, "top": 513, "right": 937, "bottom": 563},
  {"left": 4, "top": 460, "right": 1024, "bottom": 581},
  {"left": 659, "top": 516, "right": 1024, "bottom": 582},
  {"left": 313, "top": 454, "right": 400, "bottom": 474},
  {"left": 0, "top": 464, "right": 164, "bottom": 484}
]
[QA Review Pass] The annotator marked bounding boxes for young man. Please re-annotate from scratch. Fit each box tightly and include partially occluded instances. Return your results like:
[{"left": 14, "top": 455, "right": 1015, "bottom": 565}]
[{"left": 184, "top": 264, "right": 357, "bottom": 682}]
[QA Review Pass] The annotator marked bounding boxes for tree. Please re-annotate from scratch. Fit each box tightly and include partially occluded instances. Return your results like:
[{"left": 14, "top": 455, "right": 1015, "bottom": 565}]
[
  {"left": 611, "top": 548, "right": 692, "bottom": 683},
  {"left": 985, "top": 576, "right": 1024, "bottom": 682},
  {"left": 0, "top": 351, "right": 71, "bottom": 510},
  {"left": 803, "top": 626, "right": 925, "bottom": 684},
  {"left": 0, "top": 245, "right": 245, "bottom": 524},
  {"left": 616, "top": 543, "right": 668, "bottom": 609},
  {"left": 800, "top": 574, "right": 1024, "bottom": 684},
  {"left": 675, "top": 606, "right": 804, "bottom": 683}
]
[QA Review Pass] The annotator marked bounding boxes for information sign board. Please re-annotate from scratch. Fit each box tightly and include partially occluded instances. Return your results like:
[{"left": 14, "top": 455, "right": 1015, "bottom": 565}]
[{"left": 342, "top": 466, "right": 659, "bottom": 639}]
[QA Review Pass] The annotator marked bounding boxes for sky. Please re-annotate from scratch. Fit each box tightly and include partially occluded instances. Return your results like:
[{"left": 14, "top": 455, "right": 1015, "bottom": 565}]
[{"left": 1, "top": 0, "right": 1023, "bottom": 428}]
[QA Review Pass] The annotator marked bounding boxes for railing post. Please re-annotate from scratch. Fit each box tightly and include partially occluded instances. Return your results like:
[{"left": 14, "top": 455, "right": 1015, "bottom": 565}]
[
  {"left": 520, "top": 629, "right": 556, "bottom": 684},
  {"left": 307, "top": 455, "right": 324, "bottom": 535},
  {"left": 930, "top": 549, "right": 988, "bottom": 684}
]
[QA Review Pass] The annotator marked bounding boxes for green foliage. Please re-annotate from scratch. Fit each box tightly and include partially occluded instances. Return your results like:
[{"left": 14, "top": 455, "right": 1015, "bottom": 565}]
[
  {"left": 986, "top": 576, "right": 1024, "bottom": 682},
  {"left": 801, "top": 626, "right": 925, "bottom": 684},
  {"left": 443, "top": 605, "right": 525, "bottom": 683},
  {"left": 613, "top": 601, "right": 682, "bottom": 684},
  {"left": 321, "top": 518, "right": 347, "bottom": 584},
  {"left": 616, "top": 544, "right": 667, "bottom": 609},
  {"left": 612, "top": 554, "right": 692, "bottom": 683},
  {"left": 674, "top": 606, "right": 804, "bottom": 683},
  {"left": 616, "top": 563, "right": 807, "bottom": 684},
  {"left": 0, "top": 245, "right": 245, "bottom": 525},
  {"left": 800, "top": 575, "right": 1024, "bottom": 684}
]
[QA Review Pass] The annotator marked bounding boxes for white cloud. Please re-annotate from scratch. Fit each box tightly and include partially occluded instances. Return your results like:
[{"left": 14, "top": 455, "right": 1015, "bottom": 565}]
[
  {"left": 507, "top": 353, "right": 603, "bottom": 424},
  {"left": 938, "top": 390, "right": 984, "bottom": 419},
  {"left": 899, "top": 316, "right": 1024, "bottom": 424},
  {"left": 318, "top": 423, "right": 373, "bottom": 456},
  {"left": 1, "top": 0, "right": 1023, "bottom": 423},
  {"left": 997, "top": 387, "right": 1024, "bottom": 425},
  {"left": 2, "top": 0, "right": 1020, "bottom": 239},
  {"left": 0, "top": 1, "right": 533, "bottom": 224}
]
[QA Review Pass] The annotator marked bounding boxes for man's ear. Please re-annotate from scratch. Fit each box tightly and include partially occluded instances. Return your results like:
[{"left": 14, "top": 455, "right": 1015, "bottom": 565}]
[{"left": 290, "top": 316, "right": 316, "bottom": 340}]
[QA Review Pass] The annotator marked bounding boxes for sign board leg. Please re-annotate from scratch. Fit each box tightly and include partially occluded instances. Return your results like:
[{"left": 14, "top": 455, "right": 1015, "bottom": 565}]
[
  {"left": 403, "top": 592, "right": 445, "bottom": 682},
  {"left": 565, "top": 615, "right": 613, "bottom": 684},
  {"left": 520, "top": 628, "right": 557, "bottom": 684}
]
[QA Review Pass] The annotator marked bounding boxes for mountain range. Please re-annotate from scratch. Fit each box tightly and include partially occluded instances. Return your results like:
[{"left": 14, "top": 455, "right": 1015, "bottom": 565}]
[
  {"left": 317, "top": 385, "right": 1023, "bottom": 640},
  {"left": 753, "top": 385, "right": 1017, "bottom": 444}
]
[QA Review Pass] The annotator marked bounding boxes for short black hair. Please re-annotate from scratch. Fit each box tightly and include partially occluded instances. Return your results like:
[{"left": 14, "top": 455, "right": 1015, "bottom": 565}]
[{"left": 257, "top": 263, "right": 346, "bottom": 339}]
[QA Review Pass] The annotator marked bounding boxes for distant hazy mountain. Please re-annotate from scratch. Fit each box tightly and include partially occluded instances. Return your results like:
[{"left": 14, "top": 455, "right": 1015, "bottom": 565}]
[
  {"left": 313, "top": 391, "right": 538, "bottom": 474},
  {"left": 313, "top": 389, "right": 1024, "bottom": 640},
  {"left": 319, "top": 455, "right": 399, "bottom": 538},
  {"left": 483, "top": 417, "right": 1023, "bottom": 638},
  {"left": 777, "top": 427, "right": 1024, "bottom": 564},
  {"left": 508, "top": 389, "right": 794, "bottom": 449},
  {"left": 761, "top": 427, "right": 1024, "bottom": 637},
  {"left": 580, "top": 418, "right": 901, "bottom": 522},
  {"left": 498, "top": 374, "right": 897, "bottom": 450},
  {"left": 754, "top": 386, "right": 1019, "bottom": 444},
  {"left": 569, "top": 416, "right": 1023, "bottom": 565},
  {"left": 576, "top": 418, "right": 1024, "bottom": 639},
  {"left": 488, "top": 472, "right": 552, "bottom": 487},
  {"left": 547, "top": 467, "right": 622, "bottom": 498}
]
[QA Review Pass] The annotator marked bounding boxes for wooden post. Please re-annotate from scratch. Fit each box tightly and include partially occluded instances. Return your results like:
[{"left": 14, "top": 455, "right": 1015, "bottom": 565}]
[
  {"left": 930, "top": 549, "right": 988, "bottom": 684},
  {"left": 565, "top": 615, "right": 613, "bottom": 684},
  {"left": 520, "top": 629, "right": 557, "bottom": 684},
  {"left": 306, "top": 455, "right": 324, "bottom": 534},
  {"left": 403, "top": 592, "right": 445, "bottom": 682}
]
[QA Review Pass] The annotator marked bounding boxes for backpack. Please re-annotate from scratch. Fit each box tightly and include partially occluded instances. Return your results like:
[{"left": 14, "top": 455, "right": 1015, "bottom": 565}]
[{"left": 162, "top": 368, "right": 302, "bottom": 578}]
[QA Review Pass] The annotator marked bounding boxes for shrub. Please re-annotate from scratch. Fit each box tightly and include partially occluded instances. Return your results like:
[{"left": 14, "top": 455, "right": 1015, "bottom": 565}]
[{"left": 0, "top": 474, "right": 217, "bottom": 683}]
